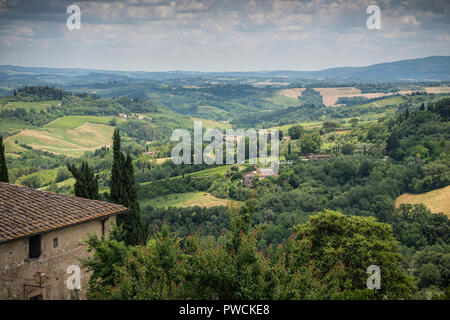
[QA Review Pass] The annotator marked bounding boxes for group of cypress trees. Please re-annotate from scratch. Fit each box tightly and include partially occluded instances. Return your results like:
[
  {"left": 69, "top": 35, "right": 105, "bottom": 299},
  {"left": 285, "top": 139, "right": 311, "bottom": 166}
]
[
  {"left": 68, "top": 129, "right": 148, "bottom": 246},
  {"left": 0, "top": 136, "right": 9, "bottom": 183},
  {"left": 109, "top": 129, "right": 149, "bottom": 245}
]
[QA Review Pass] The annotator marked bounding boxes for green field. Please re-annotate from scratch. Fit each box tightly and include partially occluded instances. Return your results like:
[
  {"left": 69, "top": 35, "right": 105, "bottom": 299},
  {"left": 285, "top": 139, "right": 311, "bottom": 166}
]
[
  {"left": 45, "top": 115, "right": 122, "bottom": 129},
  {"left": 2, "top": 100, "right": 60, "bottom": 112},
  {"left": 196, "top": 105, "right": 228, "bottom": 118},
  {"left": 186, "top": 165, "right": 233, "bottom": 177},
  {"left": 140, "top": 191, "right": 240, "bottom": 208},
  {"left": 270, "top": 121, "right": 323, "bottom": 134},
  {"left": 189, "top": 117, "right": 232, "bottom": 130},
  {"left": 145, "top": 107, "right": 193, "bottom": 129},
  {"left": 268, "top": 94, "right": 301, "bottom": 108},
  {"left": 357, "top": 96, "right": 404, "bottom": 109}
]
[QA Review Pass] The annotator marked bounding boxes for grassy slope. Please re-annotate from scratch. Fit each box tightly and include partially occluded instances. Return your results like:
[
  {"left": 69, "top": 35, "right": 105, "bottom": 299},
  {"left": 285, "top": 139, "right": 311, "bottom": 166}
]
[
  {"left": 5, "top": 116, "right": 117, "bottom": 157},
  {"left": 395, "top": 185, "right": 450, "bottom": 217}
]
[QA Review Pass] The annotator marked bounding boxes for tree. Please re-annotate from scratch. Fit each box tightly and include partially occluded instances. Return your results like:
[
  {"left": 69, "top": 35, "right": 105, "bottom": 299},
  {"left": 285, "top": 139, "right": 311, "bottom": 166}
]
[
  {"left": 417, "top": 263, "right": 441, "bottom": 289},
  {"left": 0, "top": 136, "right": 9, "bottom": 183},
  {"left": 386, "top": 132, "right": 399, "bottom": 151},
  {"left": 349, "top": 118, "right": 359, "bottom": 127},
  {"left": 298, "top": 132, "right": 321, "bottom": 155},
  {"left": 321, "top": 121, "right": 339, "bottom": 133},
  {"left": 110, "top": 129, "right": 148, "bottom": 245},
  {"left": 341, "top": 143, "right": 355, "bottom": 155},
  {"left": 288, "top": 125, "right": 304, "bottom": 139},
  {"left": 293, "top": 210, "right": 416, "bottom": 299},
  {"left": 67, "top": 162, "right": 99, "bottom": 200}
]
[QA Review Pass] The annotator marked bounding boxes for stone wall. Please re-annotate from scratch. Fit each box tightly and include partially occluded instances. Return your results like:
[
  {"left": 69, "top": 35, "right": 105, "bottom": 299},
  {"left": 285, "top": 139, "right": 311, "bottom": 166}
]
[{"left": 0, "top": 215, "right": 116, "bottom": 300}]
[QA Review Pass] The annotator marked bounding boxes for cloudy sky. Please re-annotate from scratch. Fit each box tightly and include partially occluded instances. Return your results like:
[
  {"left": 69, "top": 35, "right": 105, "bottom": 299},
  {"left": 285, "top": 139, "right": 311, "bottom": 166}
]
[{"left": 0, "top": 0, "right": 449, "bottom": 71}]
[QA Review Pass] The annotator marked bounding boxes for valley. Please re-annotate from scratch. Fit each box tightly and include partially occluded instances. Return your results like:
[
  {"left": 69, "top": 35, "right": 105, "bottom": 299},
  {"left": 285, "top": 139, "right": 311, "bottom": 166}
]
[{"left": 0, "top": 61, "right": 449, "bottom": 300}]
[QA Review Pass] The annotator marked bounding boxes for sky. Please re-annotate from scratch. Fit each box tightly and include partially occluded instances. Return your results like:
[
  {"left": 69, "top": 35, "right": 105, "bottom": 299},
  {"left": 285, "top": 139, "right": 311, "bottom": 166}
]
[{"left": 0, "top": 0, "right": 449, "bottom": 71}]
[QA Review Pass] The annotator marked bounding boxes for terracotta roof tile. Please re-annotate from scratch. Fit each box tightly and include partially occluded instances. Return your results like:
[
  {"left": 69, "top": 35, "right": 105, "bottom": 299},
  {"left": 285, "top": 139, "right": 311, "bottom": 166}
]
[{"left": 0, "top": 182, "right": 127, "bottom": 243}]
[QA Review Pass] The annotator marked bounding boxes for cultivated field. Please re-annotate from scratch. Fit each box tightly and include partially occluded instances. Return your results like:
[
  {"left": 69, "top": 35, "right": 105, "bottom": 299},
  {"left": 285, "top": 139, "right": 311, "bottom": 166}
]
[
  {"left": 45, "top": 115, "right": 120, "bottom": 128},
  {"left": 5, "top": 116, "right": 117, "bottom": 157},
  {"left": 395, "top": 185, "right": 450, "bottom": 217},
  {"left": 277, "top": 88, "right": 305, "bottom": 99},
  {"left": 424, "top": 86, "right": 450, "bottom": 94},
  {"left": 277, "top": 87, "right": 418, "bottom": 106},
  {"left": 313, "top": 87, "right": 361, "bottom": 106}
]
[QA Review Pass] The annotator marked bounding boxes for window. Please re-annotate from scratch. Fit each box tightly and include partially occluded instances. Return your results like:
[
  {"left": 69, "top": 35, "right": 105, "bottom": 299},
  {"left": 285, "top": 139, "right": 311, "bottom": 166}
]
[
  {"left": 53, "top": 237, "right": 58, "bottom": 248},
  {"left": 29, "top": 294, "right": 42, "bottom": 300},
  {"left": 29, "top": 235, "right": 41, "bottom": 259}
]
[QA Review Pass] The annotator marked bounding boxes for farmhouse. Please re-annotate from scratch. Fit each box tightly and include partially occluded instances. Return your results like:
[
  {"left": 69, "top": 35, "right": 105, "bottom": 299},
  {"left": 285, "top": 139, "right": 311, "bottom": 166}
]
[
  {"left": 0, "top": 182, "right": 127, "bottom": 300},
  {"left": 243, "top": 162, "right": 280, "bottom": 187},
  {"left": 144, "top": 150, "right": 157, "bottom": 156}
]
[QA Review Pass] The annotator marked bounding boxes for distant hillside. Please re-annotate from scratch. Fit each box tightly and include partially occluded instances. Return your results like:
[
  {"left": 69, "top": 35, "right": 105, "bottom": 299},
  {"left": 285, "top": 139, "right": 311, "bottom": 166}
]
[
  {"left": 0, "top": 56, "right": 449, "bottom": 85},
  {"left": 301, "top": 56, "right": 450, "bottom": 81}
]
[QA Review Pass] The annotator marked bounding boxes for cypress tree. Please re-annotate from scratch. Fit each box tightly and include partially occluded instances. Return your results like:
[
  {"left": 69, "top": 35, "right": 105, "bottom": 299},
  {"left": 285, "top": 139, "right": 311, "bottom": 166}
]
[
  {"left": 67, "top": 162, "right": 99, "bottom": 200},
  {"left": 0, "top": 136, "right": 9, "bottom": 183},
  {"left": 110, "top": 129, "right": 128, "bottom": 205},
  {"left": 110, "top": 129, "right": 148, "bottom": 245}
]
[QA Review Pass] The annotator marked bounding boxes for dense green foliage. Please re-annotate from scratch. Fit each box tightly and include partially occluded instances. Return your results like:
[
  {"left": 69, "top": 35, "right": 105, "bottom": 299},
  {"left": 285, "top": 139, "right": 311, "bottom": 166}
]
[
  {"left": 299, "top": 88, "right": 323, "bottom": 106},
  {"left": 0, "top": 136, "right": 8, "bottom": 182},
  {"left": 82, "top": 204, "right": 414, "bottom": 299}
]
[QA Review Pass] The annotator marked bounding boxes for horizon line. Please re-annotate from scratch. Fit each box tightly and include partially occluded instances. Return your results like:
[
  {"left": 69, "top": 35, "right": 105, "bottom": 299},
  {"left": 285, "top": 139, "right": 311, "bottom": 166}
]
[{"left": 1, "top": 55, "right": 448, "bottom": 74}]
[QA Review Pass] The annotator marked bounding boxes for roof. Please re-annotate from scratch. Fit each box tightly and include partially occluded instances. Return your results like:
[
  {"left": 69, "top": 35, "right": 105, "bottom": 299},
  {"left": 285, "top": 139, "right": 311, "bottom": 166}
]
[{"left": 0, "top": 182, "right": 127, "bottom": 243}]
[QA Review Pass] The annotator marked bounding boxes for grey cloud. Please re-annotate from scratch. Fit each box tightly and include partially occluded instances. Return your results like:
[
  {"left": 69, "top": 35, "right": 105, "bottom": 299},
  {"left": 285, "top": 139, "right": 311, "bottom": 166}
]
[{"left": 0, "top": 0, "right": 448, "bottom": 71}]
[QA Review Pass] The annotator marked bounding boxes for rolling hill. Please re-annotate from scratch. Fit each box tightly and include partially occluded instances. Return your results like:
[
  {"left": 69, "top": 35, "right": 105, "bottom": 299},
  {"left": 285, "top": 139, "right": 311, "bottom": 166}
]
[{"left": 1, "top": 56, "right": 449, "bottom": 87}]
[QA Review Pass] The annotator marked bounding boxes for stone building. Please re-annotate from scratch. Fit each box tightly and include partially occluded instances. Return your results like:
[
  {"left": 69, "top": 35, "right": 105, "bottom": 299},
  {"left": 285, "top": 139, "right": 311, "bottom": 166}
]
[{"left": 0, "top": 182, "right": 127, "bottom": 300}]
